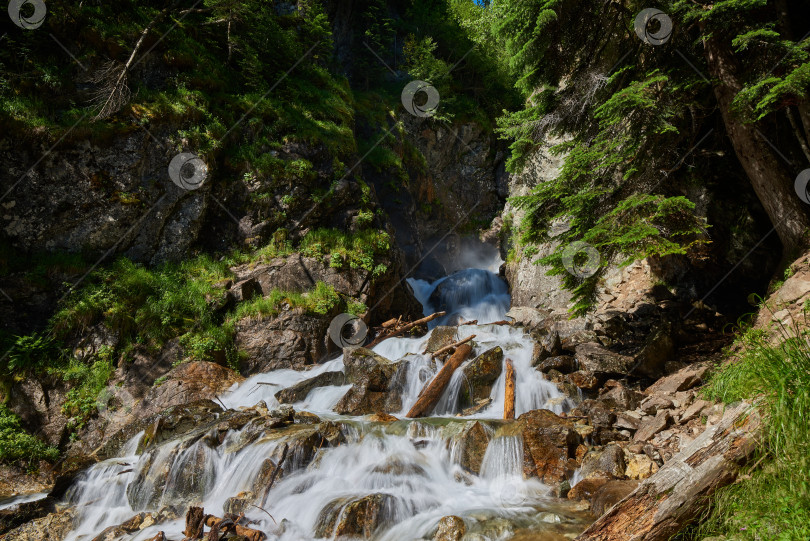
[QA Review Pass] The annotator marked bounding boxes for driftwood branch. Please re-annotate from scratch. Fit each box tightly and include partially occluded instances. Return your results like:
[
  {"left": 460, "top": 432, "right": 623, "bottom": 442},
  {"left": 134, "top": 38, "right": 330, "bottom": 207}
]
[
  {"left": 91, "top": 8, "right": 168, "bottom": 119},
  {"left": 407, "top": 343, "right": 473, "bottom": 418},
  {"left": 503, "top": 359, "right": 515, "bottom": 420},
  {"left": 428, "top": 335, "right": 475, "bottom": 358},
  {"left": 366, "top": 311, "right": 446, "bottom": 348}
]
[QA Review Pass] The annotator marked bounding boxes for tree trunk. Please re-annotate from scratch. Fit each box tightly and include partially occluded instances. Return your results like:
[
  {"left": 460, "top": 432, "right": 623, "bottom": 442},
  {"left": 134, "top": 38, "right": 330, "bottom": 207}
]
[
  {"left": 576, "top": 402, "right": 760, "bottom": 541},
  {"left": 407, "top": 344, "right": 473, "bottom": 418},
  {"left": 701, "top": 25, "right": 810, "bottom": 252},
  {"left": 184, "top": 506, "right": 205, "bottom": 539},
  {"left": 503, "top": 359, "right": 515, "bottom": 420}
]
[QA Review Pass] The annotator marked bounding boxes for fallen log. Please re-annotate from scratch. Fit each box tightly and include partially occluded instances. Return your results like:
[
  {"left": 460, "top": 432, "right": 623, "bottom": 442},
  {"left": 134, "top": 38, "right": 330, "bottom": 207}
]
[
  {"left": 204, "top": 515, "right": 266, "bottom": 541},
  {"left": 381, "top": 317, "right": 399, "bottom": 328},
  {"left": 148, "top": 533, "right": 165, "bottom": 541},
  {"left": 366, "top": 311, "right": 446, "bottom": 348},
  {"left": 503, "top": 359, "right": 516, "bottom": 420},
  {"left": 184, "top": 506, "right": 205, "bottom": 539},
  {"left": 407, "top": 343, "right": 473, "bottom": 418},
  {"left": 426, "top": 334, "right": 475, "bottom": 357},
  {"left": 460, "top": 319, "right": 478, "bottom": 326},
  {"left": 488, "top": 320, "right": 511, "bottom": 326},
  {"left": 575, "top": 401, "right": 760, "bottom": 541}
]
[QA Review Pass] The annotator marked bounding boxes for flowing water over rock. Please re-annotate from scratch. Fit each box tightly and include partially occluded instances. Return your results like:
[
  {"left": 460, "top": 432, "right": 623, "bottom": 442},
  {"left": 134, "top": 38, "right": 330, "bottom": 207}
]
[{"left": 62, "top": 264, "right": 592, "bottom": 540}]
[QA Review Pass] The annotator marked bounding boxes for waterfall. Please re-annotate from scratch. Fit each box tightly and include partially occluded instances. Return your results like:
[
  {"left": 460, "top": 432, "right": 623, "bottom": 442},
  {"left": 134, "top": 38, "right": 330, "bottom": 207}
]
[{"left": 61, "top": 260, "right": 588, "bottom": 541}]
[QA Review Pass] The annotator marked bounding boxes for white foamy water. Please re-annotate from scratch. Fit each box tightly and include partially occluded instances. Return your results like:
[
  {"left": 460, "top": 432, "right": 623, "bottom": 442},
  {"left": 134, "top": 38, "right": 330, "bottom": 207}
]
[{"left": 62, "top": 259, "right": 585, "bottom": 541}]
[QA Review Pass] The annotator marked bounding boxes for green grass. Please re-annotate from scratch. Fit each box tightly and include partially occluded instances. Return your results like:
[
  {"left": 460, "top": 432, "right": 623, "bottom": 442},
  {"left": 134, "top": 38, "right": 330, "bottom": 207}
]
[
  {"left": 0, "top": 405, "right": 59, "bottom": 465},
  {"left": 693, "top": 317, "right": 810, "bottom": 540}
]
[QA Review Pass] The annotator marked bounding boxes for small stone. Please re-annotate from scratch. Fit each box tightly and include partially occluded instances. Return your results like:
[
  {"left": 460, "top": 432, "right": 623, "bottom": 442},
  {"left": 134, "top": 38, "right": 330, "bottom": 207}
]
[{"left": 634, "top": 410, "right": 670, "bottom": 442}]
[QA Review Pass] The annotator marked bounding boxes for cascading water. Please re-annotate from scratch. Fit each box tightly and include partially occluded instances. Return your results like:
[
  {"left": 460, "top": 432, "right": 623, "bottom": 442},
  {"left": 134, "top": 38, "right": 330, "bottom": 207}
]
[{"left": 61, "top": 260, "right": 590, "bottom": 540}]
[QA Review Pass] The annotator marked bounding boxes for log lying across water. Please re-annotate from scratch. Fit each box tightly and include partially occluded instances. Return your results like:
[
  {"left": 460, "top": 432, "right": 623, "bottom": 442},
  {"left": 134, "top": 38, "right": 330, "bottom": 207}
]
[
  {"left": 503, "top": 359, "right": 516, "bottom": 420},
  {"left": 576, "top": 401, "right": 760, "bottom": 541},
  {"left": 366, "top": 311, "right": 446, "bottom": 348},
  {"left": 407, "top": 343, "right": 473, "bottom": 418}
]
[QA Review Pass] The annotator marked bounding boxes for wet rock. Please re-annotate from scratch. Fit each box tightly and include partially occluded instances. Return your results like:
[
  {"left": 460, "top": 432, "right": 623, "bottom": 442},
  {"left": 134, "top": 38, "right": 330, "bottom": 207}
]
[
  {"left": 133, "top": 361, "right": 242, "bottom": 419},
  {"left": 0, "top": 495, "right": 54, "bottom": 535},
  {"left": 252, "top": 458, "right": 283, "bottom": 496},
  {"left": 460, "top": 346, "right": 503, "bottom": 407},
  {"left": 453, "top": 421, "right": 490, "bottom": 474},
  {"left": 434, "top": 515, "right": 466, "bottom": 541},
  {"left": 369, "top": 413, "right": 399, "bottom": 423},
  {"left": 579, "top": 444, "right": 626, "bottom": 479},
  {"left": 568, "top": 473, "right": 611, "bottom": 502},
  {"left": 314, "top": 493, "right": 393, "bottom": 538},
  {"left": 538, "top": 355, "right": 576, "bottom": 374},
  {"left": 590, "top": 479, "right": 639, "bottom": 516},
  {"left": 275, "top": 371, "right": 346, "bottom": 404},
  {"left": 223, "top": 491, "right": 255, "bottom": 515},
  {"left": 1, "top": 509, "right": 74, "bottom": 541},
  {"left": 634, "top": 410, "right": 670, "bottom": 442},
  {"left": 574, "top": 343, "right": 635, "bottom": 377},
  {"left": 335, "top": 348, "right": 406, "bottom": 415},
  {"left": 515, "top": 409, "right": 582, "bottom": 484},
  {"left": 425, "top": 326, "right": 459, "bottom": 354},
  {"left": 235, "top": 311, "right": 332, "bottom": 374}
]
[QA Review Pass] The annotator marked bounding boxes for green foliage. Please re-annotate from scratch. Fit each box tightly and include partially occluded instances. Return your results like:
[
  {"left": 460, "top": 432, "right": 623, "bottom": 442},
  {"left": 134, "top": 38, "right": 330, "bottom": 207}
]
[
  {"left": 697, "top": 320, "right": 810, "bottom": 539},
  {"left": 59, "top": 347, "right": 116, "bottom": 428},
  {"left": 300, "top": 228, "right": 391, "bottom": 275},
  {"left": 0, "top": 405, "right": 59, "bottom": 464}
]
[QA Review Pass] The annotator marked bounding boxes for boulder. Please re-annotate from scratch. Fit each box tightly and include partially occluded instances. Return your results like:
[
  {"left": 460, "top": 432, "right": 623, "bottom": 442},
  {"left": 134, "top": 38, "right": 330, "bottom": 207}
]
[
  {"left": 425, "top": 327, "right": 459, "bottom": 354},
  {"left": 569, "top": 370, "right": 599, "bottom": 391},
  {"left": 505, "top": 307, "right": 550, "bottom": 329},
  {"left": 599, "top": 381, "right": 643, "bottom": 410},
  {"left": 625, "top": 454, "right": 659, "bottom": 480},
  {"left": 314, "top": 493, "right": 393, "bottom": 538},
  {"left": 229, "top": 278, "right": 261, "bottom": 302},
  {"left": 568, "top": 473, "right": 611, "bottom": 502},
  {"left": 580, "top": 444, "right": 626, "bottom": 479},
  {"left": 639, "top": 395, "right": 674, "bottom": 415},
  {"left": 275, "top": 371, "right": 346, "bottom": 404},
  {"left": 590, "top": 480, "right": 639, "bottom": 516},
  {"left": 1, "top": 509, "right": 75, "bottom": 541},
  {"left": 574, "top": 343, "right": 635, "bottom": 377},
  {"left": 631, "top": 325, "right": 675, "bottom": 379},
  {"left": 645, "top": 363, "right": 710, "bottom": 395},
  {"left": 538, "top": 355, "right": 576, "bottom": 374},
  {"left": 452, "top": 421, "right": 490, "bottom": 474},
  {"left": 334, "top": 348, "right": 406, "bottom": 415},
  {"left": 460, "top": 346, "right": 503, "bottom": 407},
  {"left": 235, "top": 311, "right": 332, "bottom": 374},
  {"left": 434, "top": 515, "right": 466, "bottom": 541},
  {"left": 516, "top": 409, "right": 582, "bottom": 484},
  {"left": 133, "top": 361, "right": 242, "bottom": 419}
]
